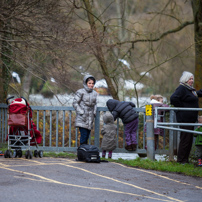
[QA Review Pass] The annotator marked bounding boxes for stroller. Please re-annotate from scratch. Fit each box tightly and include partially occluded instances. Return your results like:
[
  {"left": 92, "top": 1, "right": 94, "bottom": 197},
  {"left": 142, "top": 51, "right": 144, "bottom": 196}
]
[{"left": 4, "top": 96, "right": 43, "bottom": 159}]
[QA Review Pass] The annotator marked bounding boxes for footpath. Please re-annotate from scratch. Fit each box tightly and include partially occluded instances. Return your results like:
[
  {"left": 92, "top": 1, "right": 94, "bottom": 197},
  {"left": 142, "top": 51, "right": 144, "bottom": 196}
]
[{"left": 0, "top": 157, "right": 201, "bottom": 202}]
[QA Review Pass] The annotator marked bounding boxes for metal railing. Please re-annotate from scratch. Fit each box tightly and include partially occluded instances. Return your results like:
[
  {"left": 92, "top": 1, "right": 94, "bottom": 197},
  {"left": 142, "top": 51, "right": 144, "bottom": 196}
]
[
  {"left": 154, "top": 107, "right": 202, "bottom": 160},
  {"left": 155, "top": 107, "right": 202, "bottom": 134},
  {"left": 0, "top": 104, "right": 150, "bottom": 153},
  {"left": 2, "top": 103, "right": 201, "bottom": 160}
]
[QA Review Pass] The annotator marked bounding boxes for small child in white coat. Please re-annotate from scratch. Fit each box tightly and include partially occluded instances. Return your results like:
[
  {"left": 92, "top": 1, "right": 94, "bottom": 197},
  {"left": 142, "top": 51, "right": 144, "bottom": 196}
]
[{"left": 101, "top": 112, "right": 117, "bottom": 159}]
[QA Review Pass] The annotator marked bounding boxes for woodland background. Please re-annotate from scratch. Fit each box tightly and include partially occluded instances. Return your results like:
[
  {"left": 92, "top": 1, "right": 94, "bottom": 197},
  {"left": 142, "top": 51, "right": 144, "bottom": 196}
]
[{"left": 1, "top": 0, "right": 202, "bottom": 106}]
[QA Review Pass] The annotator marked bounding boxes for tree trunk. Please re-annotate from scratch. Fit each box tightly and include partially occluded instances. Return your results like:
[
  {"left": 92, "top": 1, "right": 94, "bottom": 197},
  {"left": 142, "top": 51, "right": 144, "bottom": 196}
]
[
  {"left": 0, "top": 26, "right": 11, "bottom": 103},
  {"left": 83, "top": 0, "right": 119, "bottom": 100},
  {"left": 192, "top": 0, "right": 202, "bottom": 109},
  {"left": 21, "top": 66, "right": 33, "bottom": 100}
]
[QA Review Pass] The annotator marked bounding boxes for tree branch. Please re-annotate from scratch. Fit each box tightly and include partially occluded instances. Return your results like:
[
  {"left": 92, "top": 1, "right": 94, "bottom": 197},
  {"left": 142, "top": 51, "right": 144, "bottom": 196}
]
[
  {"left": 134, "top": 43, "right": 194, "bottom": 87},
  {"left": 114, "top": 20, "right": 194, "bottom": 46}
]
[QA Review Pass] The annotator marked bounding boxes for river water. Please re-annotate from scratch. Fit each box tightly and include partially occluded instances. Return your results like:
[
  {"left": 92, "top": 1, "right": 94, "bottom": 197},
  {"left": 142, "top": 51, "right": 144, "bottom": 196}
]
[{"left": 29, "top": 94, "right": 151, "bottom": 107}]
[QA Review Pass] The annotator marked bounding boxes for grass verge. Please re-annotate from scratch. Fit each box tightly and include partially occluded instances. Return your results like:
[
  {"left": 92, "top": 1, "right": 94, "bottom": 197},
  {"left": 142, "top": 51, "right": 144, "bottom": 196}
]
[{"left": 108, "top": 157, "right": 202, "bottom": 177}]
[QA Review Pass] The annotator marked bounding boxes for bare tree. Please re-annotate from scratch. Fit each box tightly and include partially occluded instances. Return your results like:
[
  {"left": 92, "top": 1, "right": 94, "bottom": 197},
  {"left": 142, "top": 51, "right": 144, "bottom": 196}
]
[
  {"left": 192, "top": 0, "right": 202, "bottom": 107},
  {"left": 69, "top": 0, "right": 195, "bottom": 102},
  {"left": 0, "top": 0, "right": 56, "bottom": 102},
  {"left": 0, "top": 0, "right": 78, "bottom": 103},
  {"left": 0, "top": 0, "right": 200, "bottom": 106}
]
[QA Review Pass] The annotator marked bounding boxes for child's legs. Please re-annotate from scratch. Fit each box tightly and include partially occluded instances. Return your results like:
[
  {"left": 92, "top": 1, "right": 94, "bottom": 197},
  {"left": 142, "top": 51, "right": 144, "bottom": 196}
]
[
  {"left": 125, "top": 119, "right": 138, "bottom": 145},
  {"left": 79, "top": 127, "right": 91, "bottom": 144},
  {"left": 130, "top": 118, "right": 138, "bottom": 145},
  {"left": 102, "top": 150, "right": 106, "bottom": 157},
  {"left": 108, "top": 150, "right": 112, "bottom": 158},
  {"left": 195, "top": 146, "right": 202, "bottom": 158},
  {"left": 154, "top": 135, "right": 158, "bottom": 149},
  {"left": 124, "top": 123, "right": 132, "bottom": 146}
]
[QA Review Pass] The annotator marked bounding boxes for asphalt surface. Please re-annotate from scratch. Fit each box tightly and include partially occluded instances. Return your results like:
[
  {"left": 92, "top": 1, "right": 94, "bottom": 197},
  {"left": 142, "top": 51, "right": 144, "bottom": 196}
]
[{"left": 0, "top": 156, "right": 201, "bottom": 202}]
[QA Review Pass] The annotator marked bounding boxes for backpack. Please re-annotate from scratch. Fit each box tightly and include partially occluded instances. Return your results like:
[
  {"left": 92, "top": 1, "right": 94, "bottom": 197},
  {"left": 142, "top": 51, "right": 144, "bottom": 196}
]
[{"left": 77, "top": 144, "right": 101, "bottom": 163}]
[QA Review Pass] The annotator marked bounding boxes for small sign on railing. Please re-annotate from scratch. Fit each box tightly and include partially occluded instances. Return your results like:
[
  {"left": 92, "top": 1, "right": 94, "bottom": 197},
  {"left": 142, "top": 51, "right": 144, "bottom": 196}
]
[{"left": 145, "top": 104, "right": 152, "bottom": 116}]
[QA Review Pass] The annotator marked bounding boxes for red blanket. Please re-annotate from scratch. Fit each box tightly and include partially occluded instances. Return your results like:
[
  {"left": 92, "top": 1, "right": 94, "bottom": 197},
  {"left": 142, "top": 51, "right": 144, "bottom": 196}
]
[{"left": 7, "top": 100, "right": 42, "bottom": 145}]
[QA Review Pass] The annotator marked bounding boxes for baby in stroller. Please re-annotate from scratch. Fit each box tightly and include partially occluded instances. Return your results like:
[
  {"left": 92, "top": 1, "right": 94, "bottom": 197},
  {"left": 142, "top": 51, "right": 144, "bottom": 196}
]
[{"left": 5, "top": 97, "right": 42, "bottom": 159}]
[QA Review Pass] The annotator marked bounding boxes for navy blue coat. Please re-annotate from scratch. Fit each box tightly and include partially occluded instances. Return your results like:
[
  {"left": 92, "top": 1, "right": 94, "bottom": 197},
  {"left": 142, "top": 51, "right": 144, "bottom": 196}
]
[
  {"left": 106, "top": 99, "right": 138, "bottom": 124},
  {"left": 170, "top": 85, "right": 202, "bottom": 123}
]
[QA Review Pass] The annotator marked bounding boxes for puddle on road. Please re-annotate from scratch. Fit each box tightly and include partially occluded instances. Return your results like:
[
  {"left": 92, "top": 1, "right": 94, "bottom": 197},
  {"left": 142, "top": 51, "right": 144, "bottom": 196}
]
[{"left": 100, "top": 153, "right": 168, "bottom": 161}]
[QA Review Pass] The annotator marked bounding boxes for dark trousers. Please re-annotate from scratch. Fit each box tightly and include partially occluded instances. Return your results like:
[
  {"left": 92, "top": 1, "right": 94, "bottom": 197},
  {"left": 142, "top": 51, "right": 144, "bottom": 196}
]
[
  {"left": 79, "top": 127, "right": 91, "bottom": 144},
  {"left": 177, "top": 125, "right": 194, "bottom": 163},
  {"left": 124, "top": 118, "right": 138, "bottom": 145}
]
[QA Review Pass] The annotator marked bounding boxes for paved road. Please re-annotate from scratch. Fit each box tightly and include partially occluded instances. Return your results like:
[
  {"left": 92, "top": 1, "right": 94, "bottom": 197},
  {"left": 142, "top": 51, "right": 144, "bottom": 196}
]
[{"left": 0, "top": 157, "right": 201, "bottom": 202}]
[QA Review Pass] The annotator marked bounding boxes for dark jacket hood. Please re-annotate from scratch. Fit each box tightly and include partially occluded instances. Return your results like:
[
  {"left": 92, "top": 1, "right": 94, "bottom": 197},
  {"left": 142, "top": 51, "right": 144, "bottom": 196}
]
[
  {"left": 106, "top": 99, "right": 138, "bottom": 124},
  {"left": 106, "top": 99, "right": 120, "bottom": 111}
]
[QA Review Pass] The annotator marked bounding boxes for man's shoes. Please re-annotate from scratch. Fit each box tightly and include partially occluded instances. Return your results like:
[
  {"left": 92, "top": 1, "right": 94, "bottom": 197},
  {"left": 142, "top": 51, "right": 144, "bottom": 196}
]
[{"left": 178, "top": 161, "right": 189, "bottom": 165}]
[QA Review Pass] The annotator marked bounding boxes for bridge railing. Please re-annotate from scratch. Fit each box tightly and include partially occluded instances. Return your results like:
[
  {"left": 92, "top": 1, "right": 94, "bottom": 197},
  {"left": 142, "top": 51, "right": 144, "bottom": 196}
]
[
  {"left": 2, "top": 104, "right": 199, "bottom": 160},
  {"left": 154, "top": 107, "right": 202, "bottom": 160},
  {"left": 0, "top": 104, "right": 153, "bottom": 153}
]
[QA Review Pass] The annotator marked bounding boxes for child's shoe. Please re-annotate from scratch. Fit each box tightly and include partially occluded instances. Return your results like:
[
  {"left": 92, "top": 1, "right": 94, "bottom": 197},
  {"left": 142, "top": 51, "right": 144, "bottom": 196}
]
[
  {"left": 102, "top": 150, "right": 106, "bottom": 158},
  {"left": 198, "top": 158, "right": 202, "bottom": 166},
  {"left": 131, "top": 144, "right": 137, "bottom": 151},
  {"left": 108, "top": 151, "right": 112, "bottom": 159},
  {"left": 125, "top": 144, "right": 132, "bottom": 151}
]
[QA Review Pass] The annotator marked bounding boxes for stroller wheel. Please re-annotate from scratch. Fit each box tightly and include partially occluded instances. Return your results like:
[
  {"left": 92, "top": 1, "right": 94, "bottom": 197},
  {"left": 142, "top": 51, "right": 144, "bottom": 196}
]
[
  {"left": 25, "top": 150, "right": 32, "bottom": 159},
  {"left": 38, "top": 150, "right": 43, "bottom": 158},
  {"left": 17, "top": 150, "right": 22, "bottom": 158},
  {"left": 4, "top": 150, "right": 9, "bottom": 158},
  {"left": 34, "top": 150, "right": 38, "bottom": 158},
  {"left": 25, "top": 150, "right": 28, "bottom": 159},
  {"left": 4, "top": 150, "right": 12, "bottom": 158},
  {"left": 8, "top": 150, "right": 12, "bottom": 158},
  {"left": 13, "top": 150, "right": 17, "bottom": 158}
]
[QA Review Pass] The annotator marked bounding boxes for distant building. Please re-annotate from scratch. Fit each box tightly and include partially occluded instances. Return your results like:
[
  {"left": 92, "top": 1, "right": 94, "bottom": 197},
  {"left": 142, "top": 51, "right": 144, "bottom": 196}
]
[
  {"left": 94, "top": 79, "right": 109, "bottom": 95},
  {"left": 124, "top": 80, "right": 144, "bottom": 91},
  {"left": 94, "top": 79, "right": 144, "bottom": 96}
]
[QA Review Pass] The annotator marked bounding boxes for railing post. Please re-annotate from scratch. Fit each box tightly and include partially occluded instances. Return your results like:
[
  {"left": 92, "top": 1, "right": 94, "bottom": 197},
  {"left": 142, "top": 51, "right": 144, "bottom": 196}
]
[
  {"left": 145, "top": 105, "right": 155, "bottom": 161},
  {"left": 94, "top": 109, "right": 100, "bottom": 148},
  {"left": 173, "top": 114, "right": 178, "bottom": 156},
  {"left": 169, "top": 110, "right": 174, "bottom": 161}
]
